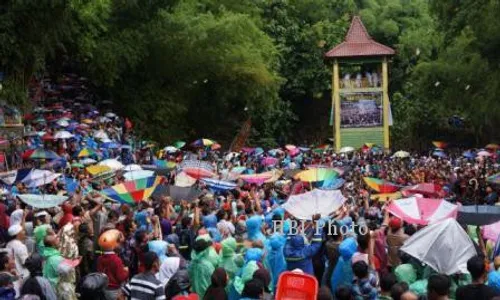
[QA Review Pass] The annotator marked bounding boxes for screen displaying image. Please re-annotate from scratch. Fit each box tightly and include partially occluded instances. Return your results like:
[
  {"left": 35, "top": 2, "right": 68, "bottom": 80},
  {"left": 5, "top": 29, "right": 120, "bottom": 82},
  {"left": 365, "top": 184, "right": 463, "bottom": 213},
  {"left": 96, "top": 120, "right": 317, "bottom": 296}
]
[{"left": 340, "top": 92, "right": 382, "bottom": 128}]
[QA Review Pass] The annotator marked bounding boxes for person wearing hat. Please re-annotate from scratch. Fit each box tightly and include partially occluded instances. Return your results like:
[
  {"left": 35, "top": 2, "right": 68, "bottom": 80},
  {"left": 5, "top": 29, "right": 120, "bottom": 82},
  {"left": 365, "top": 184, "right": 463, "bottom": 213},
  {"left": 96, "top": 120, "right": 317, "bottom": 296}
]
[
  {"left": 6, "top": 223, "right": 28, "bottom": 297},
  {"left": 386, "top": 216, "right": 409, "bottom": 270}
]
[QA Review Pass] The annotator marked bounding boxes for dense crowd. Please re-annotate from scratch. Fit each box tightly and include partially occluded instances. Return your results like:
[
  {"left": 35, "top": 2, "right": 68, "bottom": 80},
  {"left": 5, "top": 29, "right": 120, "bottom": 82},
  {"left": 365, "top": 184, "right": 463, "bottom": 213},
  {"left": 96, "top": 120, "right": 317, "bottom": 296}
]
[{"left": 1, "top": 74, "right": 500, "bottom": 300}]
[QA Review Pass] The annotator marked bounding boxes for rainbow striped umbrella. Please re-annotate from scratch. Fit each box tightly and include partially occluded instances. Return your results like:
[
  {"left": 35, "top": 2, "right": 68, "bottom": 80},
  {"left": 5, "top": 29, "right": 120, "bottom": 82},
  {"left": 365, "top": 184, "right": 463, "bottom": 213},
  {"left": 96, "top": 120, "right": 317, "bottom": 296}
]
[
  {"left": 77, "top": 148, "right": 98, "bottom": 158},
  {"left": 100, "top": 176, "right": 165, "bottom": 205},
  {"left": 432, "top": 141, "right": 447, "bottom": 149},
  {"left": 28, "top": 148, "right": 60, "bottom": 160},
  {"left": 294, "top": 168, "right": 338, "bottom": 184},
  {"left": 191, "top": 138, "right": 215, "bottom": 147},
  {"left": 363, "top": 177, "right": 399, "bottom": 193}
]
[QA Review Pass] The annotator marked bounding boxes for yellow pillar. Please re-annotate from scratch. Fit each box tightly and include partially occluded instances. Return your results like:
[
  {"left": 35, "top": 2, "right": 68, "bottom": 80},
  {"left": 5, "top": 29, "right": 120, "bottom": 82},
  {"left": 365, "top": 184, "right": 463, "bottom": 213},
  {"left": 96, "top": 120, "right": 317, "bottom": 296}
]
[
  {"left": 333, "top": 60, "right": 341, "bottom": 151},
  {"left": 382, "top": 57, "right": 390, "bottom": 149}
]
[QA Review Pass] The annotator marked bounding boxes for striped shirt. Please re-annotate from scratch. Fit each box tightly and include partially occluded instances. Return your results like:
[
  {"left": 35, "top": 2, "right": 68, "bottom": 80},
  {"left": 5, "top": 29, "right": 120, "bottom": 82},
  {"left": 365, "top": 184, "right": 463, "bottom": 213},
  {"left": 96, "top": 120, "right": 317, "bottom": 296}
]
[{"left": 122, "top": 272, "right": 166, "bottom": 300}]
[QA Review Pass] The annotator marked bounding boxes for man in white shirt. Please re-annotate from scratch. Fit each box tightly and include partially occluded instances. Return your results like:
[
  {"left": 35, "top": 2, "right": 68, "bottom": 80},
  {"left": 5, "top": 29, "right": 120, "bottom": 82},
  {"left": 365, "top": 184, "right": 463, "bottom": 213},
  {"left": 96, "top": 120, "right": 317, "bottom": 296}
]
[{"left": 6, "top": 224, "right": 29, "bottom": 296}]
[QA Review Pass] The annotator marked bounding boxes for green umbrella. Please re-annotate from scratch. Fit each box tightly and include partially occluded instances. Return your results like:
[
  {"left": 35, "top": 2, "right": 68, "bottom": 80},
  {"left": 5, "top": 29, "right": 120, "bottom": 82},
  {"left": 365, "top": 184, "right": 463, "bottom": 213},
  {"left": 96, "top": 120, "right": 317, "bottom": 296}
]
[
  {"left": 173, "top": 141, "right": 186, "bottom": 149},
  {"left": 71, "top": 162, "right": 84, "bottom": 168}
]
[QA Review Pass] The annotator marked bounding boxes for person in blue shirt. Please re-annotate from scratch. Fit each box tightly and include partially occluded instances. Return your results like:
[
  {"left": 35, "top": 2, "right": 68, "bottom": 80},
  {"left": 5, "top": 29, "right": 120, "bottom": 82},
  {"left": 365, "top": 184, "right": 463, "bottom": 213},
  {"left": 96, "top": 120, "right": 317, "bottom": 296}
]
[{"left": 284, "top": 216, "right": 323, "bottom": 275}]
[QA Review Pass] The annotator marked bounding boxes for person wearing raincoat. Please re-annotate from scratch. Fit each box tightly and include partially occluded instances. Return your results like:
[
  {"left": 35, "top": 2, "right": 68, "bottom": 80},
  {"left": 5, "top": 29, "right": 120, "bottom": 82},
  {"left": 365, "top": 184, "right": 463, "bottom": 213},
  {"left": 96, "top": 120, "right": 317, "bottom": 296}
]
[
  {"left": 34, "top": 224, "right": 51, "bottom": 256},
  {"left": 284, "top": 227, "right": 323, "bottom": 275},
  {"left": 42, "top": 235, "right": 64, "bottom": 288},
  {"left": 246, "top": 215, "right": 266, "bottom": 243},
  {"left": 232, "top": 247, "right": 264, "bottom": 298},
  {"left": 220, "top": 237, "right": 242, "bottom": 282},
  {"left": 266, "top": 233, "right": 286, "bottom": 291},
  {"left": 203, "top": 213, "right": 222, "bottom": 243},
  {"left": 330, "top": 237, "right": 357, "bottom": 292},
  {"left": 148, "top": 240, "right": 168, "bottom": 264},
  {"left": 188, "top": 237, "right": 217, "bottom": 298}
]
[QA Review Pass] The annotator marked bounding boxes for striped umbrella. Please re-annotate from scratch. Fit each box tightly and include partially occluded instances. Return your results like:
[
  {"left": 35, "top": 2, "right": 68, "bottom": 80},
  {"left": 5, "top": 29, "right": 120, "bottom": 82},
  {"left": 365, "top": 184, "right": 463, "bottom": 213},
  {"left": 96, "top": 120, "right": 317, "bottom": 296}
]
[
  {"left": 100, "top": 176, "right": 165, "bottom": 205},
  {"left": 191, "top": 138, "right": 215, "bottom": 147},
  {"left": 363, "top": 177, "right": 399, "bottom": 193},
  {"left": 178, "top": 160, "right": 215, "bottom": 179},
  {"left": 201, "top": 178, "right": 237, "bottom": 192},
  {"left": 294, "top": 168, "right": 338, "bottom": 188},
  {"left": 387, "top": 197, "right": 458, "bottom": 225},
  {"left": 28, "top": 149, "right": 60, "bottom": 160}
]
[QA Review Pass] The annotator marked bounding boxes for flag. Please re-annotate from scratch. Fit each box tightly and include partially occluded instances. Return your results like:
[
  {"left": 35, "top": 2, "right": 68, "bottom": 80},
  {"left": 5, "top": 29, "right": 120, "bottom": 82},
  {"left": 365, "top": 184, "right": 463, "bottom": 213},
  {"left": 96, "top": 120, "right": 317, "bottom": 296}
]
[{"left": 229, "top": 119, "right": 251, "bottom": 152}]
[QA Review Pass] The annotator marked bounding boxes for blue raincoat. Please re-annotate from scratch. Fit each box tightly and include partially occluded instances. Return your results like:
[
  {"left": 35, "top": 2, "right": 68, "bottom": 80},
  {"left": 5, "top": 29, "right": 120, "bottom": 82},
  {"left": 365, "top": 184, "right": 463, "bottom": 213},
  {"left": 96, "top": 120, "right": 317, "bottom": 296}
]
[
  {"left": 203, "top": 214, "right": 221, "bottom": 242},
  {"left": 246, "top": 215, "right": 266, "bottom": 243},
  {"left": 148, "top": 240, "right": 168, "bottom": 264},
  {"left": 134, "top": 211, "right": 152, "bottom": 232},
  {"left": 331, "top": 237, "right": 357, "bottom": 291},
  {"left": 284, "top": 232, "right": 322, "bottom": 275},
  {"left": 266, "top": 234, "right": 287, "bottom": 291}
]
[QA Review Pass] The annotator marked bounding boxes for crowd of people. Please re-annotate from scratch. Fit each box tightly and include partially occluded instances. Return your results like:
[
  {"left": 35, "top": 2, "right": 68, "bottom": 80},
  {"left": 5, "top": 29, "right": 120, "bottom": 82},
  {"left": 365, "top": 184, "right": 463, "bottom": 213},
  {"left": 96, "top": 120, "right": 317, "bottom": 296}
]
[{"left": 1, "top": 74, "right": 500, "bottom": 300}]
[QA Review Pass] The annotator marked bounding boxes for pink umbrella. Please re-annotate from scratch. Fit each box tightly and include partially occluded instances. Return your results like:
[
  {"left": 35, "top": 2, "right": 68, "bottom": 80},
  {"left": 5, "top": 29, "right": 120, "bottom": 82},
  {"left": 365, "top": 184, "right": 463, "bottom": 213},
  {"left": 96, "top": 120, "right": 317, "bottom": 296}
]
[
  {"left": 285, "top": 144, "right": 296, "bottom": 151},
  {"left": 477, "top": 150, "right": 492, "bottom": 157},
  {"left": 387, "top": 197, "right": 458, "bottom": 225},
  {"left": 262, "top": 157, "right": 278, "bottom": 166},
  {"left": 402, "top": 183, "right": 444, "bottom": 198},
  {"left": 241, "top": 147, "right": 255, "bottom": 154},
  {"left": 482, "top": 221, "right": 500, "bottom": 242},
  {"left": 240, "top": 171, "right": 274, "bottom": 185}
]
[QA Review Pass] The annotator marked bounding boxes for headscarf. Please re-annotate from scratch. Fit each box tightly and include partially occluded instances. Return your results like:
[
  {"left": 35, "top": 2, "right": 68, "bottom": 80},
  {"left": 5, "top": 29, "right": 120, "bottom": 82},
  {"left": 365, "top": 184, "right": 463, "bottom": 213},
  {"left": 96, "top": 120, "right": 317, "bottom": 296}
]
[
  {"left": 158, "top": 257, "right": 180, "bottom": 287},
  {"left": 58, "top": 202, "right": 73, "bottom": 228},
  {"left": 203, "top": 268, "right": 228, "bottom": 300},
  {"left": 34, "top": 224, "right": 51, "bottom": 255}
]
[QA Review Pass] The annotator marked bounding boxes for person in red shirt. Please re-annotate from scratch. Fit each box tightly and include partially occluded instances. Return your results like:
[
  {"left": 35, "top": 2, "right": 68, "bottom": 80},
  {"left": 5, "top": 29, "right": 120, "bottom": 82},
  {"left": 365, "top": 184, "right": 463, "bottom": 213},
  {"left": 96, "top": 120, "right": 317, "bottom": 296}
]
[
  {"left": 59, "top": 202, "right": 74, "bottom": 228},
  {"left": 97, "top": 238, "right": 129, "bottom": 299}
]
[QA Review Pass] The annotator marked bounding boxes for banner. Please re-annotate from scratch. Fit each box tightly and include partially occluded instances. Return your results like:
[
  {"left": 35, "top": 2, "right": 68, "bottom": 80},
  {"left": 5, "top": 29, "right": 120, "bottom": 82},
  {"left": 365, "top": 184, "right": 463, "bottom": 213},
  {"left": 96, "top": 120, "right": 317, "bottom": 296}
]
[
  {"left": 340, "top": 92, "right": 382, "bottom": 128},
  {"left": 230, "top": 118, "right": 251, "bottom": 152}
]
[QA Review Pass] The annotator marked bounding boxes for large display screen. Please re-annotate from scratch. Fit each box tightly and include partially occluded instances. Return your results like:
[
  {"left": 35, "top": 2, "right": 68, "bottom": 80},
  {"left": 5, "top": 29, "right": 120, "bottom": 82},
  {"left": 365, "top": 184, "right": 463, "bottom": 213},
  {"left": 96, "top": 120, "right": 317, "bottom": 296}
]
[{"left": 340, "top": 92, "right": 382, "bottom": 128}]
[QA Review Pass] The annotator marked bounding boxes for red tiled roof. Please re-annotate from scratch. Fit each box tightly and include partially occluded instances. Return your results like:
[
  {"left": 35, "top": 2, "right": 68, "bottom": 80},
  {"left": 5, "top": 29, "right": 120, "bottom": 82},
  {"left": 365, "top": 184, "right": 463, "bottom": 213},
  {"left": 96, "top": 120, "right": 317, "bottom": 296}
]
[{"left": 325, "top": 16, "right": 395, "bottom": 58}]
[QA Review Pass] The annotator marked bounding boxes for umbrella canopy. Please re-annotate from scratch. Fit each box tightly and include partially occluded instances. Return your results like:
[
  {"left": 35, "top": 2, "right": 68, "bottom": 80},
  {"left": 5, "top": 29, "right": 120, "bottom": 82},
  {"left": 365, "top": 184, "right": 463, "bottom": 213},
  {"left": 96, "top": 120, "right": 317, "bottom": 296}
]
[
  {"left": 77, "top": 148, "right": 98, "bottom": 158},
  {"left": 477, "top": 150, "right": 492, "bottom": 157},
  {"left": 173, "top": 141, "right": 186, "bottom": 149},
  {"left": 387, "top": 197, "right": 458, "bottom": 225},
  {"left": 71, "top": 162, "right": 84, "bottom": 169},
  {"left": 457, "top": 205, "right": 500, "bottom": 226},
  {"left": 400, "top": 218, "right": 476, "bottom": 275},
  {"left": 268, "top": 149, "right": 284, "bottom": 157},
  {"left": 123, "top": 170, "right": 155, "bottom": 181},
  {"left": 123, "top": 164, "right": 143, "bottom": 172},
  {"left": 432, "top": 141, "right": 447, "bottom": 149},
  {"left": 80, "top": 158, "right": 97, "bottom": 165},
  {"left": 486, "top": 144, "right": 500, "bottom": 150},
  {"left": 363, "top": 177, "right": 399, "bottom": 193},
  {"left": 191, "top": 138, "right": 215, "bottom": 147},
  {"left": 402, "top": 183, "right": 444, "bottom": 198},
  {"left": 393, "top": 151, "right": 410, "bottom": 158},
  {"left": 17, "top": 194, "right": 68, "bottom": 209},
  {"left": 339, "top": 146, "right": 355, "bottom": 153},
  {"left": 28, "top": 149, "right": 60, "bottom": 160},
  {"left": 21, "top": 170, "right": 61, "bottom": 188},
  {"left": 239, "top": 171, "right": 277, "bottom": 185},
  {"left": 201, "top": 178, "right": 237, "bottom": 192},
  {"left": 294, "top": 168, "right": 338, "bottom": 183},
  {"left": 163, "top": 146, "right": 178, "bottom": 153},
  {"left": 285, "top": 144, "right": 296, "bottom": 151},
  {"left": 98, "top": 159, "right": 124, "bottom": 171},
  {"left": 487, "top": 173, "right": 500, "bottom": 185},
  {"left": 282, "top": 189, "right": 345, "bottom": 220},
  {"left": 54, "top": 130, "right": 74, "bottom": 139},
  {"left": 261, "top": 157, "right": 278, "bottom": 167},
  {"left": 56, "top": 119, "right": 69, "bottom": 127},
  {"left": 42, "top": 133, "right": 54, "bottom": 141},
  {"left": 155, "top": 160, "right": 177, "bottom": 169},
  {"left": 463, "top": 151, "right": 475, "bottom": 159},
  {"left": 320, "top": 178, "right": 346, "bottom": 190},
  {"left": 152, "top": 185, "right": 203, "bottom": 202},
  {"left": 211, "top": 143, "right": 221, "bottom": 150},
  {"left": 0, "top": 169, "right": 32, "bottom": 185},
  {"left": 100, "top": 176, "right": 165, "bottom": 205},
  {"left": 178, "top": 160, "right": 215, "bottom": 179},
  {"left": 86, "top": 165, "right": 112, "bottom": 176},
  {"left": 175, "top": 172, "right": 197, "bottom": 187}
]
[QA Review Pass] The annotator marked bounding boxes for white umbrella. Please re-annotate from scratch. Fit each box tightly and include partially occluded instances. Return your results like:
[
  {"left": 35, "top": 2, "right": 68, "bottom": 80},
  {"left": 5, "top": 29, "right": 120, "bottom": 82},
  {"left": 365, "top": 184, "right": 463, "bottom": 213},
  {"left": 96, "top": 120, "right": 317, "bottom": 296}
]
[
  {"left": 93, "top": 130, "right": 109, "bottom": 140},
  {"left": 124, "top": 170, "right": 154, "bottom": 180},
  {"left": 54, "top": 130, "right": 74, "bottom": 139},
  {"left": 400, "top": 218, "right": 476, "bottom": 275},
  {"left": 393, "top": 150, "right": 410, "bottom": 158},
  {"left": 281, "top": 189, "right": 345, "bottom": 220},
  {"left": 105, "top": 112, "right": 117, "bottom": 118},
  {"left": 163, "top": 146, "right": 178, "bottom": 153},
  {"left": 123, "top": 164, "right": 143, "bottom": 171},
  {"left": 21, "top": 170, "right": 61, "bottom": 188},
  {"left": 339, "top": 146, "right": 355, "bottom": 153},
  {"left": 98, "top": 116, "right": 112, "bottom": 123},
  {"left": 477, "top": 150, "right": 492, "bottom": 157},
  {"left": 98, "top": 159, "right": 124, "bottom": 171},
  {"left": 80, "top": 158, "right": 97, "bottom": 165},
  {"left": 56, "top": 119, "right": 69, "bottom": 127}
]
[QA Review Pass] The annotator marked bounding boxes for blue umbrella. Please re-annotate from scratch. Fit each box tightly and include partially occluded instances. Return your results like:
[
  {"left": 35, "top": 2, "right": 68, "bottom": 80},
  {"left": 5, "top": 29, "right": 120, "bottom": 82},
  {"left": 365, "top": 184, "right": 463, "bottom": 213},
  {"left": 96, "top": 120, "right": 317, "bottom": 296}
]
[
  {"left": 101, "top": 142, "right": 121, "bottom": 149},
  {"left": 463, "top": 151, "right": 475, "bottom": 159},
  {"left": 254, "top": 147, "right": 264, "bottom": 156},
  {"left": 432, "top": 150, "right": 447, "bottom": 158}
]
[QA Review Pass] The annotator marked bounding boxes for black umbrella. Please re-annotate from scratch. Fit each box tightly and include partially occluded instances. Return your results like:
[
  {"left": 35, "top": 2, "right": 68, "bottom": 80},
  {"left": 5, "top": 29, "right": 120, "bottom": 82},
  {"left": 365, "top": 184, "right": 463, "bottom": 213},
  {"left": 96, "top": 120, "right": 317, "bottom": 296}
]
[
  {"left": 152, "top": 185, "right": 203, "bottom": 202},
  {"left": 457, "top": 205, "right": 500, "bottom": 226}
]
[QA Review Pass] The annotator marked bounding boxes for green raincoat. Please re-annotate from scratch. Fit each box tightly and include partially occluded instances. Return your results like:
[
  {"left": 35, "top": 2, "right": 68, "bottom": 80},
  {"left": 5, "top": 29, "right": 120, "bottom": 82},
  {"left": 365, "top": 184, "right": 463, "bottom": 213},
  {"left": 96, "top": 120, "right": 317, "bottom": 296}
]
[
  {"left": 189, "top": 246, "right": 216, "bottom": 298},
  {"left": 34, "top": 225, "right": 50, "bottom": 255},
  {"left": 394, "top": 264, "right": 417, "bottom": 284},
  {"left": 220, "top": 237, "right": 241, "bottom": 280},
  {"left": 42, "top": 247, "right": 64, "bottom": 288}
]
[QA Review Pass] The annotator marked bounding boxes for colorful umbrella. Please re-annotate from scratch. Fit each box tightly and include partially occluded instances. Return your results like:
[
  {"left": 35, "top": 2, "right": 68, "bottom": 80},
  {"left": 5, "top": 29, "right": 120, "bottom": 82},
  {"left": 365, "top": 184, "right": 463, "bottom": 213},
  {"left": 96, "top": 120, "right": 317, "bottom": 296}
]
[
  {"left": 482, "top": 221, "right": 500, "bottom": 242},
  {"left": 285, "top": 144, "right": 296, "bottom": 151},
  {"left": 261, "top": 157, "right": 279, "bottom": 167},
  {"left": 432, "top": 141, "right": 447, "bottom": 149},
  {"left": 77, "top": 148, "right": 98, "bottom": 158},
  {"left": 432, "top": 150, "right": 447, "bottom": 158},
  {"left": 100, "top": 176, "right": 165, "bottom": 205},
  {"left": 0, "top": 169, "right": 32, "bottom": 185},
  {"left": 392, "top": 151, "right": 410, "bottom": 158},
  {"left": 123, "top": 164, "right": 143, "bottom": 172},
  {"left": 28, "top": 149, "right": 60, "bottom": 160},
  {"left": 191, "top": 138, "right": 215, "bottom": 147},
  {"left": 71, "top": 162, "right": 84, "bottom": 169},
  {"left": 86, "top": 165, "right": 112, "bottom": 176},
  {"left": 93, "top": 130, "right": 109, "bottom": 140},
  {"left": 178, "top": 160, "right": 215, "bottom": 179},
  {"left": 21, "top": 170, "right": 61, "bottom": 188},
  {"left": 294, "top": 168, "right": 338, "bottom": 184},
  {"left": 282, "top": 189, "right": 345, "bottom": 220},
  {"left": 402, "top": 183, "right": 444, "bottom": 198},
  {"left": 201, "top": 178, "right": 237, "bottom": 192},
  {"left": 211, "top": 143, "right": 222, "bottom": 150},
  {"left": 387, "top": 197, "right": 458, "bottom": 225},
  {"left": 17, "top": 194, "right": 69, "bottom": 209},
  {"left": 239, "top": 170, "right": 281, "bottom": 185},
  {"left": 173, "top": 141, "right": 186, "bottom": 149},
  {"left": 155, "top": 160, "right": 177, "bottom": 169},
  {"left": 487, "top": 173, "right": 500, "bottom": 185},
  {"left": 363, "top": 177, "right": 399, "bottom": 193},
  {"left": 163, "top": 146, "right": 178, "bottom": 153},
  {"left": 370, "top": 192, "right": 403, "bottom": 202},
  {"left": 486, "top": 144, "right": 500, "bottom": 150}
]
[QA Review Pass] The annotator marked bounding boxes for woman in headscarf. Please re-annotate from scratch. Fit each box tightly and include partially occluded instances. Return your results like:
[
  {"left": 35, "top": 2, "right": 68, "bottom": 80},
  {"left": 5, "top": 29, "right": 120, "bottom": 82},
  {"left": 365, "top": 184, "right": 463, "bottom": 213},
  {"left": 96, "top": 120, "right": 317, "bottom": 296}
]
[
  {"left": 59, "top": 223, "right": 79, "bottom": 259},
  {"left": 204, "top": 268, "right": 228, "bottom": 300},
  {"left": 158, "top": 257, "right": 180, "bottom": 287},
  {"left": 20, "top": 254, "right": 57, "bottom": 300}
]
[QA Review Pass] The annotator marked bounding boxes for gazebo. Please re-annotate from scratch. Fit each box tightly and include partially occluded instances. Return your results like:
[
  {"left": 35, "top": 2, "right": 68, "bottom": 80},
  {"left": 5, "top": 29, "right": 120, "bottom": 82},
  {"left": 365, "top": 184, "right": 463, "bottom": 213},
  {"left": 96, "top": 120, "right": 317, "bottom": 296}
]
[{"left": 325, "top": 16, "right": 394, "bottom": 151}]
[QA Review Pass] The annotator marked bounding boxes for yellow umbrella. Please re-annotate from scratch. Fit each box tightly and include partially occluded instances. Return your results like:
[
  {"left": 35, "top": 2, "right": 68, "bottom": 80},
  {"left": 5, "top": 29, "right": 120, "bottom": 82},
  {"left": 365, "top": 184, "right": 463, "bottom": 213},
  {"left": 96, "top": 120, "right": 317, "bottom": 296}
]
[
  {"left": 294, "top": 168, "right": 338, "bottom": 182},
  {"left": 86, "top": 165, "right": 112, "bottom": 176},
  {"left": 82, "top": 119, "right": 94, "bottom": 124}
]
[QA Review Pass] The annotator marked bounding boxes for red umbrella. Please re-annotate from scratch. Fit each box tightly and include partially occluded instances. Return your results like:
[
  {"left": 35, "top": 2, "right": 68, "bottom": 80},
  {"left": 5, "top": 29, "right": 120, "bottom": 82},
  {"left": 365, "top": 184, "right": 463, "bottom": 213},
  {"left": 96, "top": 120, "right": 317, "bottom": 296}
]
[
  {"left": 402, "top": 183, "right": 444, "bottom": 198},
  {"left": 42, "top": 133, "right": 54, "bottom": 141}
]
